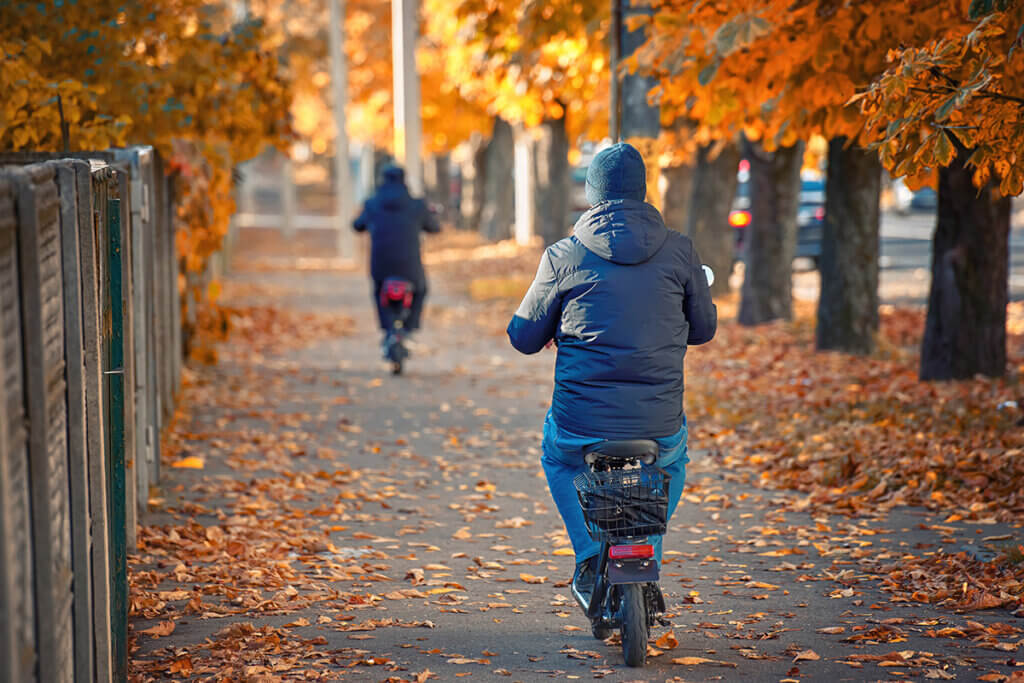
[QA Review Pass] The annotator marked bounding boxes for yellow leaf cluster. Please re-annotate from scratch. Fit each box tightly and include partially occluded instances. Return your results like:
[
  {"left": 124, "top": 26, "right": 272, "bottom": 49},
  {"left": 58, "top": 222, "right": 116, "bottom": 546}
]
[
  {"left": 2, "top": 1, "right": 293, "bottom": 336},
  {"left": 861, "top": 3, "right": 1024, "bottom": 195},
  {"left": 423, "top": 0, "right": 611, "bottom": 146},
  {"left": 634, "top": 0, "right": 1024, "bottom": 192}
]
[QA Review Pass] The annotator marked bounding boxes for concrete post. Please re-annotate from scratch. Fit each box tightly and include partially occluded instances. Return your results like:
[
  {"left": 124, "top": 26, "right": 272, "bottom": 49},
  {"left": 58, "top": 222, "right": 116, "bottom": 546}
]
[
  {"left": 392, "top": 0, "right": 423, "bottom": 196},
  {"left": 328, "top": 0, "right": 353, "bottom": 260},
  {"left": 513, "top": 129, "right": 534, "bottom": 245}
]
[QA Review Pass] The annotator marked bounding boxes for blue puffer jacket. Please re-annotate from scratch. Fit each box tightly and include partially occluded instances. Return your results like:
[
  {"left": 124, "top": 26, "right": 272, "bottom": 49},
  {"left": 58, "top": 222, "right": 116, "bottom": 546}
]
[
  {"left": 507, "top": 199, "right": 717, "bottom": 439},
  {"left": 353, "top": 179, "right": 440, "bottom": 284}
]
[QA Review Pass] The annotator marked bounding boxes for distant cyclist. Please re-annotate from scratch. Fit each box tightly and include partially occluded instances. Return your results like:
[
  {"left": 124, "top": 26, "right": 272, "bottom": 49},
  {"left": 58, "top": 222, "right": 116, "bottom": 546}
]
[
  {"left": 507, "top": 143, "right": 717, "bottom": 606},
  {"left": 353, "top": 164, "right": 440, "bottom": 351}
]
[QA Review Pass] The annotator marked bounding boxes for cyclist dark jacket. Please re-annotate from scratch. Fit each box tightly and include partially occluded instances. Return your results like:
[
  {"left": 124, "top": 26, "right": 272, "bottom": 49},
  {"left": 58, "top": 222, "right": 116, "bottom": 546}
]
[
  {"left": 507, "top": 198, "right": 717, "bottom": 439},
  {"left": 353, "top": 167, "right": 440, "bottom": 285}
]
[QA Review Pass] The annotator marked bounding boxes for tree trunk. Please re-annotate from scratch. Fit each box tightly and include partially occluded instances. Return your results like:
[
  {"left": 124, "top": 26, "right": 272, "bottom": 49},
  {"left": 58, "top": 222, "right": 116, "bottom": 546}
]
[
  {"left": 738, "top": 139, "right": 802, "bottom": 325},
  {"left": 531, "top": 117, "right": 570, "bottom": 245},
  {"left": 480, "top": 117, "right": 515, "bottom": 242},
  {"left": 660, "top": 162, "right": 693, "bottom": 233},
  {"left": 686, "top": 142, "right": 740, "bottom": 297},
  {"left": 423, "top": 153, "right": 450, "bottom": 218},
  {"left": 816, "top": 138, "right": 881, "bottom": 354},
  {"left": 920, "top": 147, "right": 1011, "bottom": 380},
  {"left": 459, "top": 133, "right": 487, "bottom": 231}
]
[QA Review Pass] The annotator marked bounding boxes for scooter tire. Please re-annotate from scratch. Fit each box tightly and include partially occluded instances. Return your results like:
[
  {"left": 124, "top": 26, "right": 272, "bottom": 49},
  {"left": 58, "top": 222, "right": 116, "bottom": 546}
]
[
  {"left": 620, "top": 584, "right": 648, "bottom": 667},
  {"left": 391, "top": 360, "right": 403, "bottom": 375},
  {"left": 591, "top": 623, "right": 613, "bottom": 641}
]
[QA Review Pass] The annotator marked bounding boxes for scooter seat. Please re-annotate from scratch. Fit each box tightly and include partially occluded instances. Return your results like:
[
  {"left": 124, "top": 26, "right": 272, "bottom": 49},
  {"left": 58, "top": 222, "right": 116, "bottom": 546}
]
[{"left": 586, "top": 439, "right": 659, "bottom": 464}]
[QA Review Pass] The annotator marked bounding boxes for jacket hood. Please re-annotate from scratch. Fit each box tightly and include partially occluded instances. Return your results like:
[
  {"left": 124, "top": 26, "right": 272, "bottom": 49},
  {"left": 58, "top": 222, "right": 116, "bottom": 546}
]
[
  {"left": 572, "top": 199, "right": 669, "bottom": 265},
  {"left": 378, "top": 180, "right": 410, "bottom": 209}
]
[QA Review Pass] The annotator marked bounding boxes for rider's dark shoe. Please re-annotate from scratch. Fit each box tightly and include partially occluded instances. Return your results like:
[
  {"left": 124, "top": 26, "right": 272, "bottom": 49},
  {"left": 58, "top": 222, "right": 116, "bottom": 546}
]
[{"left": 571, "top": 556, "right": 597, "bottom": 610}]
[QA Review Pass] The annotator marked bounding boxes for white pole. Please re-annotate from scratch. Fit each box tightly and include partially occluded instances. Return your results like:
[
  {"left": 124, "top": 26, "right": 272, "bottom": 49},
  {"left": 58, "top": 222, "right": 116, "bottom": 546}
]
[
  {"left": 282, "top": 156, "right": 296, "bottom": 242},
  {"left": 392, "top": 0, "right": 423, "bottom": 196},
  {"left": 514, "top": 129, "right": 534, "bottom": 245},
  {"left": 359, "top": 141, "right": 374, "bottom": 203},
  {"left": 328, "top": 0, "right": 353, "bottom": 261}
]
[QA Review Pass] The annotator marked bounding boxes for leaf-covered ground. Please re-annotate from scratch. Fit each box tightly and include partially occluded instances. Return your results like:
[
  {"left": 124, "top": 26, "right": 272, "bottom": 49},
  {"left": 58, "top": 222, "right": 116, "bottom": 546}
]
[{"left": 130, "top": 233, "right": 1023, "bottom": 681}]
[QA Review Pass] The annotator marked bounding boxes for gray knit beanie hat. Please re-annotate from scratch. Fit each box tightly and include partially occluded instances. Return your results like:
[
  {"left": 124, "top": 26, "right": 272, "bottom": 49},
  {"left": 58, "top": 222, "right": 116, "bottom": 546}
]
[{"left": 584, "top": 142, "right": 647, "bottom": 205}]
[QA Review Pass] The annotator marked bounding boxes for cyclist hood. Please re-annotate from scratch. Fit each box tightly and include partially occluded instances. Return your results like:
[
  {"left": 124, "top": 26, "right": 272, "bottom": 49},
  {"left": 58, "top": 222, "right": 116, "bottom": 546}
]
[
  {"left": 378, "top": 165, "right": 412, "bottom": 210},
  {"left": 573, "top": 199, "right": 669, "bottom": 266}
]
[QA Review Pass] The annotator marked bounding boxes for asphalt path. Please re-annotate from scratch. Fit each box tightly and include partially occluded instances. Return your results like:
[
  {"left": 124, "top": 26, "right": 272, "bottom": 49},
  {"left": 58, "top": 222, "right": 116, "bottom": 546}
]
[{"left": 130, "top": 261, "right": 1024, "bottom": 682}]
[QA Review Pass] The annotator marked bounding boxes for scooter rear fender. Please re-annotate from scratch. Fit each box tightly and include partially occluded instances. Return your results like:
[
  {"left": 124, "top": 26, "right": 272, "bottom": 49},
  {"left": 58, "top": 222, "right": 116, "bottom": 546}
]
[{"left": 607, "top": 558, "right": 659, "bottom": 585}]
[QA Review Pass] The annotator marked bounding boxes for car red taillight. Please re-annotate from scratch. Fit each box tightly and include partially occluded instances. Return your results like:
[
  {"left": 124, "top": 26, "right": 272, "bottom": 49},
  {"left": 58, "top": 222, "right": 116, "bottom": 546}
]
[
  {"left": 814, "top": 206, "right": 825, "bottom": 221},
  {"left": 729, "top": 210, "right": 751, "bottom": 228},
  {"left": 609, "top": 544, "right": 654, "bottom": 560}
]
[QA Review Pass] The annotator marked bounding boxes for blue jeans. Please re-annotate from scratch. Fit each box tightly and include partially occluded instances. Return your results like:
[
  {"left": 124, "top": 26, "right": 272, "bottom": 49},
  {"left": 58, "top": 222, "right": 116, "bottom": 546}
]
[{"left": 540, "top": 410, "right": 688, "bottom": 564}]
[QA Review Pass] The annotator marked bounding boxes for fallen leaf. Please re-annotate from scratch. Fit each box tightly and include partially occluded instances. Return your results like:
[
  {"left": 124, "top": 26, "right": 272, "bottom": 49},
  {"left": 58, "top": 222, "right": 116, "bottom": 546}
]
[
  {"left": 672, "top": 656, "right": 737, "bottom": 668},
  {"left": 170, "top": 456, "right": 204, "bottom": 469},
  {"left": 168, "top": 657, "right": 192, "bottom": 675},
  {"left": 655, "top": 631, "right": 679, "bottom": 649},
  {"left": 793, "top": 649, "right": 820, "bottom": 662},
  {"left": 139, "top": 620, "right": 175, "bottom": 637}
]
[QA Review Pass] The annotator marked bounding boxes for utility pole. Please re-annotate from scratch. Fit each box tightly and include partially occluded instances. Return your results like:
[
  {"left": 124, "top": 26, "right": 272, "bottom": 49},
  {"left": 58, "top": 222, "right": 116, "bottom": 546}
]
[
  {"left": 609, "top": 0, "right": 621, "bottom": 142},
  {"left": 612, "top": 0, "right": 659, "bottom": 141},
  {"left": 392, "top": 0, "right": 423, "bottom": 196},
  {"left": 328, "top": 0, "right": 353, "bottom": 260}
]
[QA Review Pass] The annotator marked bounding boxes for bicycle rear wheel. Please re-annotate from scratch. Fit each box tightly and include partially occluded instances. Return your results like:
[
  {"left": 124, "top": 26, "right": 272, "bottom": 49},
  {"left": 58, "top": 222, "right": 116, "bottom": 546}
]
[{"left": 619, "top": 584, "right": 648, "bottom": 667}]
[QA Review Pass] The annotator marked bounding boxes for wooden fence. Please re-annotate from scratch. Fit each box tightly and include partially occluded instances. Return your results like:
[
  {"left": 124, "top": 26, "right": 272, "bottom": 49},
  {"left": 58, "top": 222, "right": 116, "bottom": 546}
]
[{"left": 0, "top": 148, "right": 180, "bottom": 683}]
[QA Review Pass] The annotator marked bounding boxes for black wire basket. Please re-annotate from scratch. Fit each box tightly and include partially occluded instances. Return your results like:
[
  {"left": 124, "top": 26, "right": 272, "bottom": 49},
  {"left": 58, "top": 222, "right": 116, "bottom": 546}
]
[{"left": 574, "top": 467, "right": 670, "bottom": 542}]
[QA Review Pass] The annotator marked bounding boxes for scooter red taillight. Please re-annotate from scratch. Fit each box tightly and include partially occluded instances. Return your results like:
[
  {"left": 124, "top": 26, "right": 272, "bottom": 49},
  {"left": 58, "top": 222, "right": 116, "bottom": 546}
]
[{"left": 608, "top": 544, "right": 654, "bottom": 560}]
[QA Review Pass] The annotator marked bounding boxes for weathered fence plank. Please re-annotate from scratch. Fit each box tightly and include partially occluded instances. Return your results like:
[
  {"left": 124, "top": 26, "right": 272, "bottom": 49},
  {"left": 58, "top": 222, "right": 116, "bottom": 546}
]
[
  {"left": 11, "top": 163, "right": 74, "bottom": 683},
  {"left": 83, "top": 162, "right": 113, "bottom": 683},
  {"left": 50, "top": 160, "right": 95, "bottom": 683},
  {"left": 0, "top": 173, "right": 38, "bottom": 683},
  {"left": 114, "top": 148, "right": 160, "bottom": 504}
]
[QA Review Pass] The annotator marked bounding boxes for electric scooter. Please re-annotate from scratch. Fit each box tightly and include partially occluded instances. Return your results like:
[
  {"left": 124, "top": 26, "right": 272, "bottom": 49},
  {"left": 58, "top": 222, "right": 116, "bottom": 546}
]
[
  {"left": 573, "top": 440, "right": 669, "bottom": 667},
  {"left": 569, "top": 265, "right": 715, "bottom": 667},
  {"left": 379, "top": 277, "right": 414, "bottom": 375}
]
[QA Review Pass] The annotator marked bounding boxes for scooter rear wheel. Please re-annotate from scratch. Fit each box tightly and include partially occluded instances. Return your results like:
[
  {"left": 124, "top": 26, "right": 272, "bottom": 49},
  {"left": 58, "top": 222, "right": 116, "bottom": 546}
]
[
  {"left": 391, "top": 360, "right": 403, "bottom": 375},
  {"left": 591, "top": 622, "right": 613, "bottom": 640},
  {"left": 620, "top": 584, "right": 648, "bottom": 667}
]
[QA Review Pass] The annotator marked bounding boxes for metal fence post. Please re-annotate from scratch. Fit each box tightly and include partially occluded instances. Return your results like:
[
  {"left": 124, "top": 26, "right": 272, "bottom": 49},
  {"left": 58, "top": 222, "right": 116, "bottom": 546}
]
[
  {"left": 104, "top": 193, "right": 129, "bottom": 683},
  {"left": 112, "top": 168, "right": 137, "bottom": 551}
]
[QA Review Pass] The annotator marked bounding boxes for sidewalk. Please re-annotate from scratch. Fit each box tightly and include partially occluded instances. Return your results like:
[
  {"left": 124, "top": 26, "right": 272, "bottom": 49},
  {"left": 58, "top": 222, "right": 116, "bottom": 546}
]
[{"left": 130, "top": 238, "right": 1023, "bottom": 682}]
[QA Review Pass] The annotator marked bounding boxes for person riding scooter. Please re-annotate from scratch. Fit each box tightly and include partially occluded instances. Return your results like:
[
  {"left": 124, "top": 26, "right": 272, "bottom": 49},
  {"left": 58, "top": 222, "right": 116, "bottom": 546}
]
[
  {"left": 506, "top": 143, "right": 717, "bottom": 610},
  {"left": 353, "top": 164, "right": 440, "bottom": 353}
]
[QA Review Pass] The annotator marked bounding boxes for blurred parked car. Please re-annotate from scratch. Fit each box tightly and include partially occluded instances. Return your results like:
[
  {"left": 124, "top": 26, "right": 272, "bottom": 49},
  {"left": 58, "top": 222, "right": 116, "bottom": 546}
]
[
  {"left": 892, "top": 179, "right": 938, "bottom": 214},
  {"left": 909, "top": 187, "right": 937, "bottom": 212},
  {"left": 569, "top": 165, "right": 590, "bottom": 225},
  {"left": 731, "top": 161, "right": 826, "bottom": 269},
  {"left": 795, "top": 173, "right": 825, "bottom": 267}
]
